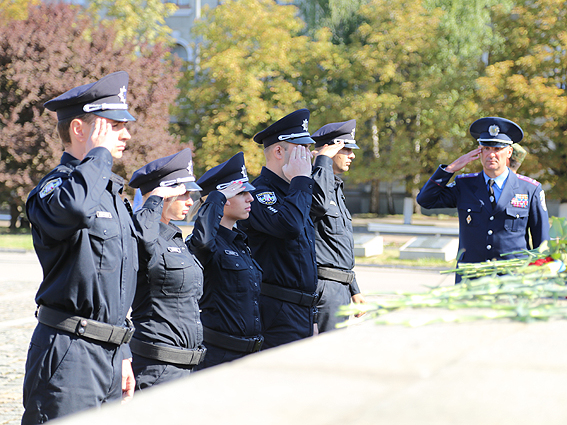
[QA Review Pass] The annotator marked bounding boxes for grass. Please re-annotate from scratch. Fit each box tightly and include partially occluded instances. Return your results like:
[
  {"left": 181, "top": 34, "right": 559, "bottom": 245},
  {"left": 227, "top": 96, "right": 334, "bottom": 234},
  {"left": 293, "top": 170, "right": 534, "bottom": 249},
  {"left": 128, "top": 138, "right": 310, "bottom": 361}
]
[{"left": 0, "top": 228, "right": 34, "bottom": 251}]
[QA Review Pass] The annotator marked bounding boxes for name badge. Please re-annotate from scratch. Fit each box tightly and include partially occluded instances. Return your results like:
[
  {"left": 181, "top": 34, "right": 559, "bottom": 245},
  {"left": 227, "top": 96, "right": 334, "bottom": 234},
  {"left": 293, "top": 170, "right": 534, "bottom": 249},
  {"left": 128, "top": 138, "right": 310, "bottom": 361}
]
[
  {"left": 168, "top": 247, "right": 182, "bottom": 253},
  {"left": 225, "top": 250, "right": 239, "bottom": 256},
  {"left": 96, "top": 211, "right": 113, "bottom": 218}
]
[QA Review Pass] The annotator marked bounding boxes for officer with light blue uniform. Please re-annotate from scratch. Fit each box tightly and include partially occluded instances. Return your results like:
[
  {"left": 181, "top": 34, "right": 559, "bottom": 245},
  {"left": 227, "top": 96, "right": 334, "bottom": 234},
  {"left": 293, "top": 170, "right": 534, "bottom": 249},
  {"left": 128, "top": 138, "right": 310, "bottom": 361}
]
[{"left": 417, "top": 117, "right": 550, "bottom": 282}]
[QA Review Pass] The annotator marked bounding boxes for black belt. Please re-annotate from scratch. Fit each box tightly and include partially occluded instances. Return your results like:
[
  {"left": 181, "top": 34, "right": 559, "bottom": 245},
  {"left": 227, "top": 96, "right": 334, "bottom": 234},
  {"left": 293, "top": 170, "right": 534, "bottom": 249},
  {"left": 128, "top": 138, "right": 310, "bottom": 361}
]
[
  {"left": 317, "top": 266, "right": 355, "bottom": 285},
  {"left": 130, "top": 338, "right": 206, "bottom": 366},
  {"left": 203, "top": 327, "right": 263, "bottom": 354},
  {"left": 260, "top": 282, "right": 318, "bottom": 307},
  {"left": 36, "top": 305, "right": 135, "bottom": 346}
]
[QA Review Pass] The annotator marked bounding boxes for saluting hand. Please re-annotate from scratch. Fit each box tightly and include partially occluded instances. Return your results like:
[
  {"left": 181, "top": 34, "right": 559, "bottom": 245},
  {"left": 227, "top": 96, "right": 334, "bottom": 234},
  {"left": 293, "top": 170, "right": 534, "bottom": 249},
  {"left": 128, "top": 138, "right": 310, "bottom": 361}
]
[
  {"left": 219, "top": 181, "right": 246, "bottom": 200},
  {"left": 86, "top": 117, "right": 114, "bottom": 153},
  {"left": 282, "top": 145, "right": 313, "bottom": 181},
  {"left": 312, "top": 141, "right": 345, "bottom": 159},
  {"left": 445, "top": 147, "right": 482, "bottom": 173},
  {"left": 148, "top": 184, "right": 188, "bottom": 200}
]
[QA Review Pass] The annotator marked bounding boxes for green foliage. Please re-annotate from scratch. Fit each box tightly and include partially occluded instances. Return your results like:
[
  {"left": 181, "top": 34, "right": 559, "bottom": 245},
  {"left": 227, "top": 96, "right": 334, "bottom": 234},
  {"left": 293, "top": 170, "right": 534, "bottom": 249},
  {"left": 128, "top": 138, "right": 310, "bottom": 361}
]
[
  {"left": 476, "top": 0, "right": 567, "bottom": 200},
  {"left": 174, "top": 0, "right": 336, "bottom": 176},
  {"left": 341, "top": 216, "right": 567, "bottom": 327},
  {"left": 87, "top": 0, "right": 177, "bottom": 47},
  {"left": 0, "top": 0, "right": 39, "bottom": 21}
]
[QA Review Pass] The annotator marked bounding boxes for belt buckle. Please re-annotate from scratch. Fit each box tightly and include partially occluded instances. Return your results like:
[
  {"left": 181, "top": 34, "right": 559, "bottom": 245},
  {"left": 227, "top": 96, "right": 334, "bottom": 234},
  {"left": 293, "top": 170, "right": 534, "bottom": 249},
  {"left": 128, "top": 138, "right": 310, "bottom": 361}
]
[
  {"left": 253, "top": 336, "right": 264, "bottom": 352},
  {"left": 122, "top": 317, "right": 135, "bottom": 344}
]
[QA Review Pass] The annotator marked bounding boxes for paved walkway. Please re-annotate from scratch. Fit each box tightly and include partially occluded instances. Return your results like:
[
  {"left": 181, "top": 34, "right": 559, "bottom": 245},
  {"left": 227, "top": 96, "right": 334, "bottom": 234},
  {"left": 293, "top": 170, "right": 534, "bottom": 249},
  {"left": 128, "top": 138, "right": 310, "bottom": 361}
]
[{"left": 0, "top": 249, "right": 453, "bottom": 425}]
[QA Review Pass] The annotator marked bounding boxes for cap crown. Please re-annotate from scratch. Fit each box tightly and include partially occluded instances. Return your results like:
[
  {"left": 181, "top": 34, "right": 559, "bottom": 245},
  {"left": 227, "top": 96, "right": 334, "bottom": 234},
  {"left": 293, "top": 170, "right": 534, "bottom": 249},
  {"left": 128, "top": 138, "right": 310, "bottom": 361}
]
[
  {"left": 253, "top": 109, "right": 314, "bottom": 147},
  {"left": 469, "top": 117, "right": 523, "bottom": 147},
  {"left": 129, "top": 148, "right": 200, "bottom": 195},
  {"left": 44, "top": 71, "right": 135, "bottom": 122},
  {"left": 311, "top": 119, "right": 358, "bottom": 148},
  {"left": 197, "top": 152, "right": 255, "bottom": 197}
]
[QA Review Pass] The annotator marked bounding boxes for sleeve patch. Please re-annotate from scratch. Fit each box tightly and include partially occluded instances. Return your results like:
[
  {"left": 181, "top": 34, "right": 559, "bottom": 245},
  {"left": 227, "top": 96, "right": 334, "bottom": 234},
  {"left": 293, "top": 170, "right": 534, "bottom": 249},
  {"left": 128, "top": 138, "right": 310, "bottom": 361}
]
[
  {"left": 39, "top": 178, "right": 62, "bottom": 199},
  {"left": 256, "top": 191, "right": 277, "bottom": 205},
  {"left": 456, "top": 172, "right": 480, "bottom": 179}
]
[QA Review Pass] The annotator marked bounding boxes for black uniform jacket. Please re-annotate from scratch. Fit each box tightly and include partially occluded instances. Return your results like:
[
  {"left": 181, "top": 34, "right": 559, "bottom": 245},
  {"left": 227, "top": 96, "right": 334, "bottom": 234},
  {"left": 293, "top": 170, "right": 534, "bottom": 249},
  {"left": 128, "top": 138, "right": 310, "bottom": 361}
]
[
  {"left": 187, "top": 191, "right": 262, "bottom": 338},
  {"left": 131, "top": 195, "right": 203, "bottom": 349},
  {"left": 26, "top": 148, "right": 137, "bottom": 329},
  {"left": 311, "top": 155, "right": 360, "bottom": 295},
  {"left": 417, "top": 166, "right": 550, "bottom": 264},
  {"left": 240, "top": 167, "right": 317, "bottom": 294}
]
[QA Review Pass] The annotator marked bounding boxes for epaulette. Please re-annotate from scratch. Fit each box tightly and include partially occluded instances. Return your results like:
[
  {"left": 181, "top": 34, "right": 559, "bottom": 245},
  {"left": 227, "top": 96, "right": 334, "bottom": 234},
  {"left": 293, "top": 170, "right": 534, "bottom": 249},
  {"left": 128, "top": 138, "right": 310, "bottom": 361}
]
[
  {"left": 517, "top": 174, "right": 540, "bottom": 186},
  {"left": 456, "top": 172, "right": 480, "bottom": 179}
]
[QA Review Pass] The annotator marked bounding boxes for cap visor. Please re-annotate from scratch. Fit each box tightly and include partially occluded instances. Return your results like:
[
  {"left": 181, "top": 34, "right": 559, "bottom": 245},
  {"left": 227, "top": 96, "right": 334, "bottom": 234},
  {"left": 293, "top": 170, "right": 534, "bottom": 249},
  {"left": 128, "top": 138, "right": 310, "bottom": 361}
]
[
  {"left": 183, "top": 181, "right": 203, "bottom": 192},
  {"left": 287, "top": 136, "right": 315, "bottom": 146},
  {"left": 94, "top": 110, "right": 136, "bottom": 122},
  {"left": 242, "top": 182, "right": 256, "bottom": 192},
  {"left": 479, "top": 141, "right": 512, "bottom": 148},
  {"left": 344, "top": 142, "right": 360, "bottom": 149}
]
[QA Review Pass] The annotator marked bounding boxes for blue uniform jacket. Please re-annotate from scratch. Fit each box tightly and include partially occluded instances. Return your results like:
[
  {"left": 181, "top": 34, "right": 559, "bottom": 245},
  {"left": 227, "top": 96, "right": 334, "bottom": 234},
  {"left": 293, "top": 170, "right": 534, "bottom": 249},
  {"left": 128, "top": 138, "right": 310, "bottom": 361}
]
[
  {"left": 311, "top": 155, "right": 360, "bottom": 295},
  {"left": 187, "top": 190, "right": 262, "bottom": 338},
  {"left": 417, "top": 165, "right": 550, "bottom": 264},
  {"left": 240, "top": 167, "right": 317, "bottom": 294},
  {"left": 131, "top": 195, "right": 203, "bottom": 349},
  {"left": 26, "top": 148, "right": 137, "bottom": 330}
]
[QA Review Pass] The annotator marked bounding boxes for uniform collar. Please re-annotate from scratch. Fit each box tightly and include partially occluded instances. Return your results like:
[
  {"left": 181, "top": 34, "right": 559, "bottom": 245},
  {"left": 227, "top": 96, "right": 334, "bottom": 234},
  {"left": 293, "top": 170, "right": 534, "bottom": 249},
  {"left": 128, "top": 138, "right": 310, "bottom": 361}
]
[
  {"left": 160, "top": 221, "right": 183, "bottom": 240},
  {"left": 260, "top": 166, "right": 289, "bottom": 193},
  {"left": 483, "top": 167, "right": 509, "bottom": 189},
  {"left": 61, "top": 152, "right": 81, "bottom": 167},
  {"left": 218, "top": 224, "right": 248, "bottom": 243}
]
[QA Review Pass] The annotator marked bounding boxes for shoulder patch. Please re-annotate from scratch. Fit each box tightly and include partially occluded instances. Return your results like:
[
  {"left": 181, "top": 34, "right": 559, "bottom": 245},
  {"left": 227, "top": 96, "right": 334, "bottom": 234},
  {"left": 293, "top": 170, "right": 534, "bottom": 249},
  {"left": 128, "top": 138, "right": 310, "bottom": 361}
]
[
  {"left": 39, "top": 178, "right": 62, "bottom": 199},
  {"left": 456, "top": 172, "right": 480, "bottom": 179},
  {"left": 540, "top": 190, "right": 547, "bottom": 212},
  {"left": 517, "top": 174, "right": 540, "bottom": 186},
  {"left": 256, "top": 191, "right": 277, "bottom": 205}
]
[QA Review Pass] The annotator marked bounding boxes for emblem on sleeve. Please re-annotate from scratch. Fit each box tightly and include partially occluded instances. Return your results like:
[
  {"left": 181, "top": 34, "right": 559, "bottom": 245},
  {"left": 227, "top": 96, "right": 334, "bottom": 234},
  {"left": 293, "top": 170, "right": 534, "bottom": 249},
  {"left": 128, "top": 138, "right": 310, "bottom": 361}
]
[
  {"left": 256, "top": 191, "right": 277, "bottom": 205},
  {"left": 39, "top": 178, "right": 62, "bottom": 199},
  {"left": 510, "top": 194, "right": 528, "bottom": 208},
  {"left": 540, "top": 190, "right": 547, "bottom": 212}
]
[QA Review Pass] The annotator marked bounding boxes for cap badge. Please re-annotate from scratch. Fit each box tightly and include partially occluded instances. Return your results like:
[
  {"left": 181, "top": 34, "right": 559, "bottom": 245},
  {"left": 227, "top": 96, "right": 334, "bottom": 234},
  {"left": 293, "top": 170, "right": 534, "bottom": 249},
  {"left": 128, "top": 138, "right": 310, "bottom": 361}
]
[
  {"left": 302, "top": 119, "right": 309, "bottom": 132},
  {"left": 489, "top": 125, "right": 500, "bottom": 137},
  {"left": 351, "top": 128, "right": 356, "bottom": 138},
  {"left": 241, "top": 165, "right": 247, "bottom": 178},
  {"left": 118, "top": 86, "right": 127, "bottom": 103},
  {"left": 186, "top": 160, "right": 194, "bottom": 176}
]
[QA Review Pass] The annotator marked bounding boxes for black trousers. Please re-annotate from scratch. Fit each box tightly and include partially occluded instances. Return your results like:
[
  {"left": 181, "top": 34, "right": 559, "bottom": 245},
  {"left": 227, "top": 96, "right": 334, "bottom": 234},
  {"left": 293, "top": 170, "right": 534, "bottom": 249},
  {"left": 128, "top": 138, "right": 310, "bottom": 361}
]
[{"left": 22, "top": 324, "right": 123, "bottom": 425}]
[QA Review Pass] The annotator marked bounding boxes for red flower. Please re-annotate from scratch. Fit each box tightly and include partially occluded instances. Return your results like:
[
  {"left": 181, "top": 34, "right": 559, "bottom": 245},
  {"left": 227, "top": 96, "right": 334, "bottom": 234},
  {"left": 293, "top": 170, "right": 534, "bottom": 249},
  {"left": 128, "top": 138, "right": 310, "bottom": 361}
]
[{"left": 528, "top": 256, "right": 554, "bottom": 266}]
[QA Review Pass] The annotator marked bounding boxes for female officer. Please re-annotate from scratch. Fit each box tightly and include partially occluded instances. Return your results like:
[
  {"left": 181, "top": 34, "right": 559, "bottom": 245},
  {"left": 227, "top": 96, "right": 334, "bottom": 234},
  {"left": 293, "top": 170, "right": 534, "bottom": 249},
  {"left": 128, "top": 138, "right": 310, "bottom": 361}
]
[
  {"left": 128, "top": 149, "right": 206, "bottom": 389},
  {"left": 187, "top": 152, "right": 263, "bottom": 369}
]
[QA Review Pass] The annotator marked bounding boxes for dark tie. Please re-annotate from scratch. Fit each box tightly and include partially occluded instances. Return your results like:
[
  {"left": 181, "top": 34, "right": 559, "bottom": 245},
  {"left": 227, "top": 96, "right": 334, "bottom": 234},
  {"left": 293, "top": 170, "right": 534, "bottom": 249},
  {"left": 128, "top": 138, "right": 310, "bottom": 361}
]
[{"left": 488, "top": 179, "right": 496, "bottom": 208}]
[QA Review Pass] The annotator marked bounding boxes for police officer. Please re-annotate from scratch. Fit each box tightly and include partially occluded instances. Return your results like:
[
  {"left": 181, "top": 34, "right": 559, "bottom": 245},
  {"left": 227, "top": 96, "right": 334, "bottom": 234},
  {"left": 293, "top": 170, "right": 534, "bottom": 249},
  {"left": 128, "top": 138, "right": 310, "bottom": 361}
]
[
  {"left": 310, "top": 119, "right": 366, "bottom": 332},
  {"left": 128, "top": 149, "right": 206, "bottom": 388},
  {"left": 23, "top": 71, "right": 138, "bottom": 423},
  {"left": 417, "top": 117, "right": 550, "bottom": 282},
  {"left": 187, "top": 152, "right": 263, "bottom": 369},
  {"left": 239, "top": 109, "right": 318, "bottom": 349}
]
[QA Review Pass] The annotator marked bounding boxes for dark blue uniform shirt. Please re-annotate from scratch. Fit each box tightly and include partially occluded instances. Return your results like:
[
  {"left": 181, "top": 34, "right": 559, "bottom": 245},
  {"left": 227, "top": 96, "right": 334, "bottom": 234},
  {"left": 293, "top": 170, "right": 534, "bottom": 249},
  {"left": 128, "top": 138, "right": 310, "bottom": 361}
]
[
  {"left": 131, "top": 195, "right": 203, "bottom": 349},
  {"left": 311, "top": 155, "right": 360, "bottom": 294},
  {"left": 417, "top": 165, "right": 550, "bottom": 265},
  {"left": 188, "top": 190, "right": 262, "bottom": 338},
  {"left": 26, "top": 147, "right": 137, "bottom": 328},
  {"left": 240, "top": 167, "right": 317, "bottom": 293}
]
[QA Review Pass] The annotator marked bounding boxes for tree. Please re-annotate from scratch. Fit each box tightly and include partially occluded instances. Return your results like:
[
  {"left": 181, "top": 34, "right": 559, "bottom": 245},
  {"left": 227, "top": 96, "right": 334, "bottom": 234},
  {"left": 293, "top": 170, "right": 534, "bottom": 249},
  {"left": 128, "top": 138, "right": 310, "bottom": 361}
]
[
  {"left": 0, "top": 3, "right": 184, "bottom": 229},
  {"left": 476, "top": 0, "right": 567, "bottom": 202},
  {"left": 87, "top": 0, "right": 177, "bottom": 47},
  {"left": 174, "top": 0, "right": 337, "bottom": 176},
  {"left": 0, "top": 0, "right": 38, "bottom": 22}
]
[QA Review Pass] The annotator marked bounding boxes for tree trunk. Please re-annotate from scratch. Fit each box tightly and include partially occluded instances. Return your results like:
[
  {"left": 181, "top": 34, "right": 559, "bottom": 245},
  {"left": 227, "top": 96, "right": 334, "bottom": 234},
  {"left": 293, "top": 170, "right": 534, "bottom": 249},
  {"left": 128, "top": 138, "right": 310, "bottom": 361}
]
[
  {"left": 386, "top": 182, "right": 395, "bottom": 215},
  {"left": 370, "top": 179, "right": 380, "bottom": 214},
  {"left": 9, "top": 202, "right": 19, "bottom": 231}
]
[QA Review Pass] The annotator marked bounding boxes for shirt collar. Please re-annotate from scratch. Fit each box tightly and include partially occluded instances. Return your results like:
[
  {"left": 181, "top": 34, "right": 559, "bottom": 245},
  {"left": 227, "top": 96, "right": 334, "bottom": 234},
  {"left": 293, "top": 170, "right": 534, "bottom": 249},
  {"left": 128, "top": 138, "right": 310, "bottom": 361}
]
[
  {"left": 218, "top": 224, "right": 247, "bottom": 243},
  {"left": 483, "top": 167, "right": 509, "bottom": 189}
]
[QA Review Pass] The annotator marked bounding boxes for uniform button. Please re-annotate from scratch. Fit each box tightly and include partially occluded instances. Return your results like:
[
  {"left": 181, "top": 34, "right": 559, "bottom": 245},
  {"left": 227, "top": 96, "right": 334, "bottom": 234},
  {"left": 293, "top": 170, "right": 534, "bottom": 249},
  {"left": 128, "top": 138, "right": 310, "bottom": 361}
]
[
  {"left": 487, "top": 245, "right": 492, "bottom": 250},
  {"left": 235, "top": 263, "right": 239, "bottom": 267},
  {"left": 181, "top": 262, "right": 185, "bottom": 265},
  {"left": 81, "top": 320, "right": 88, "bottom": 326},
  {"left": 249, "top": 265, "right": 253, "bottom": 269},
  {"left": 78, "top": 327, "right": 85, "bottom": 334},
  {"left": 489, "top": 216, "right": 494, "bottom": 221},
  {"left": 103, "top": 230, "right": 107, "bottom": 235},
  {"left": 488, "top": 230, "right": 493, "bottom": 235},
  {"left": 467, "top": 208, "right": 471, "bottom": 212},
  {"left": 254, "top": 282, "right": 258, "bottom": 287},
  {"left": 516, "top": 214, "right": 519, "bottom": 218},
  {"left": 255, "top": 318, "right": 259, "bottom": 321}
]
